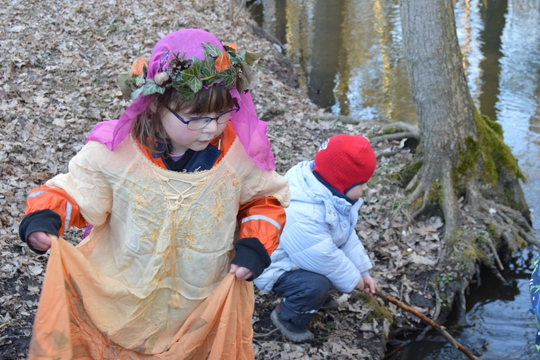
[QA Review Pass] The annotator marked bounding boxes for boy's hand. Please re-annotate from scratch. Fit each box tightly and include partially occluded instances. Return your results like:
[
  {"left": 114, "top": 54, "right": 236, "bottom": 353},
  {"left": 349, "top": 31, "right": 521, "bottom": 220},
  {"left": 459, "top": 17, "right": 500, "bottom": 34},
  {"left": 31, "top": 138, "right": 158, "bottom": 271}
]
[
  {"left": 354, "top": 276, "right": 365, "bottom": 291},
  {"left": 362, "top": 275, "right": 378, "bottom": 297},
  {"left": 229, "top": 264, "right": 253, "bottom": 281},
  {"left": 27, "top": 231, "right": 56, "bottom": 252}
]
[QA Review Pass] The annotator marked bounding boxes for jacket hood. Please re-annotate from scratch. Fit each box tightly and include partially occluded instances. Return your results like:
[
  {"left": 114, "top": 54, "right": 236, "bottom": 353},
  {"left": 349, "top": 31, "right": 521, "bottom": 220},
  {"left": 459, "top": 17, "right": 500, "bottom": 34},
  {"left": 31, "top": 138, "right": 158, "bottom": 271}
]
[{"left": 284, "top": 161, "right": 362, "bottom": 215}]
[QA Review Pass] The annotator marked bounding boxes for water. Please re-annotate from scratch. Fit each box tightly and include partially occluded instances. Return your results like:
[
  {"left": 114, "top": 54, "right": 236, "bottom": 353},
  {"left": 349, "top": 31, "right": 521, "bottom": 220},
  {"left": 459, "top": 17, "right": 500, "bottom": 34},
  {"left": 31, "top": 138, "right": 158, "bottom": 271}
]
[
  {"left": 391, "top": 249, "right": 538, "bottom": 359},
  {"left": 249, "top": 0, "right": 540, "bottom": 358}
]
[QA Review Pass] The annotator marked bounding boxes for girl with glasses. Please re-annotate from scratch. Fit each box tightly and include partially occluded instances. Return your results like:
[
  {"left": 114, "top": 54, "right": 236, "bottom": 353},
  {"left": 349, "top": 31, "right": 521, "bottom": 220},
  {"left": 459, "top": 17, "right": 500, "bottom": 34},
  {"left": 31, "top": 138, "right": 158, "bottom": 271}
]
[{"left": 18, "top": 29, "right": 289, "bottom": 359}]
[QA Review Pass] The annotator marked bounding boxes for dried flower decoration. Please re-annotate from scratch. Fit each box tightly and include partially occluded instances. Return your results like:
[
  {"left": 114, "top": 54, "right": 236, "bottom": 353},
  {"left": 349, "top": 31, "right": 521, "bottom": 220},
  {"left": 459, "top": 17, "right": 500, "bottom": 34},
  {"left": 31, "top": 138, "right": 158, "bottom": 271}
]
[
  {"left": 131, "top": 57, "right": 149, "bottom": 76},
  {"left": 153, "top": 72, "right": 170, "bottom": 86},
  {"left": 117, "top": 42, "right": 258, "bottom": 101}
]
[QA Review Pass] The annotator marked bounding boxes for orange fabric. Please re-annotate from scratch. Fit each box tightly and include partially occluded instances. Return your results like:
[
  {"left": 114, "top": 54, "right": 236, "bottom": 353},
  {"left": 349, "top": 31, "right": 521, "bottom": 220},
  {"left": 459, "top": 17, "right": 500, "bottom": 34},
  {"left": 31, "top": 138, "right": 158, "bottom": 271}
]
[
  {"left": 26, "top": 124, "right": 237, "bottom": 227},
  {"left": 25, "top": 186, "right": 87, "bottom": 235},
  {"left": 135, "top": 124, "right": 285, "bottom": 255},
  {"left": 29, "top": 237, "right": 255, "bottom": 360},
  {"left": 238, "top": 197, "right": 285, "bottom": 255}
]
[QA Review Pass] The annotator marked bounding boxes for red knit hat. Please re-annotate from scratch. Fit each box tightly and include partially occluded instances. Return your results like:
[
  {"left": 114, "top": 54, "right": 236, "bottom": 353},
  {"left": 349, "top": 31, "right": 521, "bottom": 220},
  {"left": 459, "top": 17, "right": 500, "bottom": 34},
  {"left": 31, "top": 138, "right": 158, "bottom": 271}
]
[{"left": 313, "top": 135, "right": 376, "bottom": 194}]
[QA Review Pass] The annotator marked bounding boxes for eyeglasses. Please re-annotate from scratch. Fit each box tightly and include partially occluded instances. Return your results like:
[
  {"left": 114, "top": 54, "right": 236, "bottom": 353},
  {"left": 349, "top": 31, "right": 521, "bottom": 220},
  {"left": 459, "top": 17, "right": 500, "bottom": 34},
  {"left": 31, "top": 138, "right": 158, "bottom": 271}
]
[{"left": 165, "top": 103, "right": 240, "bottom": 130}]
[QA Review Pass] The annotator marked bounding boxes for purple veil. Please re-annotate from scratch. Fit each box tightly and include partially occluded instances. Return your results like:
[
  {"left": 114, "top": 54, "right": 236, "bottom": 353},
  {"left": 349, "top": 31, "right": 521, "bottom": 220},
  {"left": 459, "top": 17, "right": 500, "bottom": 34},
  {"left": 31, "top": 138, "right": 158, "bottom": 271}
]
[{"left": 86, "top": 29, "right": 275, "bottom": 171}]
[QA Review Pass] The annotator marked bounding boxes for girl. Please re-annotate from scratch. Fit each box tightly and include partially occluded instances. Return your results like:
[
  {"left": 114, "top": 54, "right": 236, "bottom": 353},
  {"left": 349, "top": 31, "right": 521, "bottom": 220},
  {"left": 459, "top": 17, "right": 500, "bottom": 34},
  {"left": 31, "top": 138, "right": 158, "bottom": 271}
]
[{"left": 19, "top": 29, "right": 289, "bottom": 359}]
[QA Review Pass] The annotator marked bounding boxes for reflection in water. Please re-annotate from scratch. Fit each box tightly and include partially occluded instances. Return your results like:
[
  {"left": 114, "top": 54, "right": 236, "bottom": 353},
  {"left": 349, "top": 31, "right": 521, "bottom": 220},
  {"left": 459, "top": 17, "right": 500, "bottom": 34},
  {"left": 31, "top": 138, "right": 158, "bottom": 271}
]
[
  {"left": 496, "top": 0, "right": 540, "bottom": 231},
  {"left": 261, "top": 0, "right": 416, "bottom": 122},
  {"left": 395, "top": 261, "right": 537, "bottom": 360},
  {"left": 334, "top": 0, "right": 415, "bottom": 123},
  {"left": 258, "top": 0, "right": 287, "bottom": 46},
  {"left": 283, "top": 0, "right": 315, "bottom": 91},
  {"left": 477, "top": 0, "right": 507, "bottom": 120},
  {"left": 455, "top": 0, "right": 485, "bottom": 106}
]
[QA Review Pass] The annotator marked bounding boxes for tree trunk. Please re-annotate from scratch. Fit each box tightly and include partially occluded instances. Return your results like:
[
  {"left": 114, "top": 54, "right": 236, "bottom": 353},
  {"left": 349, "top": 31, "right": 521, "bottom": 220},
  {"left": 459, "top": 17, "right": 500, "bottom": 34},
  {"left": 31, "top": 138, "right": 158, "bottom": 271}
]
[
  {"left": 399, "top": 0, "right": 537, "bottom": 320},
  {"left": 401, "top": 0, "right": 478, "bottom": 235}
]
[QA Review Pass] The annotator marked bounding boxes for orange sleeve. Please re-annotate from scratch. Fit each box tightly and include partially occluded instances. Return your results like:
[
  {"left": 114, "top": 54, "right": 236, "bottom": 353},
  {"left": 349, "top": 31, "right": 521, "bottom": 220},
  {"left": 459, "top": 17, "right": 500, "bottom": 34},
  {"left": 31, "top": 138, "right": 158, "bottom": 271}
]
[
  {"left": 25, "top": 185, "right": 87, "bottom": 236},
  {"left": 237, "top": 197, "right": 286, "bottom": 255}
]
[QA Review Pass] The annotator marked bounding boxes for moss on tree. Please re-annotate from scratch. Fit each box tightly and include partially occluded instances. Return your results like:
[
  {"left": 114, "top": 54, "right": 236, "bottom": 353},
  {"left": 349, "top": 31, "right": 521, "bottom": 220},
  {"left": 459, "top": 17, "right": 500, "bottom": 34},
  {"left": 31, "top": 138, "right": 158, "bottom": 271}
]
[{"left": 454, "top": 107, "right": 525, "bottom": 188}]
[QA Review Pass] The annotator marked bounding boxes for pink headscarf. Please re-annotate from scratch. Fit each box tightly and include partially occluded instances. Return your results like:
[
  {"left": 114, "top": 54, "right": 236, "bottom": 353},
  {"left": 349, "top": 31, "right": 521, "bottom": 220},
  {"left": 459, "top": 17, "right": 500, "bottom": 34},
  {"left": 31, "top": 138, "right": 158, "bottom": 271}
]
[{"left": 86, "top": 29, "right": 275, "bottom": 171}]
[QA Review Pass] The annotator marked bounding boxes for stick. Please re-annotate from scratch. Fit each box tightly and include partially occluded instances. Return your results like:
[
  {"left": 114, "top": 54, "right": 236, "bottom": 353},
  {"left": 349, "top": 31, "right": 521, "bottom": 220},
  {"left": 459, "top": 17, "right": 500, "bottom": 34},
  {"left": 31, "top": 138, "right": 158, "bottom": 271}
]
[{"left": 375, "top": 290, "right": 479, "bottom": 360}]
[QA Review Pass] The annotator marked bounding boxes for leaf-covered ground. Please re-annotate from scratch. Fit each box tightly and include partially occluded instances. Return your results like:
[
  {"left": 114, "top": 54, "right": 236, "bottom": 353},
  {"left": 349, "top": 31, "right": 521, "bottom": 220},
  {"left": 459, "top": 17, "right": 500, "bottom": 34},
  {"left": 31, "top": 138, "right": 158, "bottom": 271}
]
[{"left": 1, "top": 1, "right": 460, "bottom": 359}]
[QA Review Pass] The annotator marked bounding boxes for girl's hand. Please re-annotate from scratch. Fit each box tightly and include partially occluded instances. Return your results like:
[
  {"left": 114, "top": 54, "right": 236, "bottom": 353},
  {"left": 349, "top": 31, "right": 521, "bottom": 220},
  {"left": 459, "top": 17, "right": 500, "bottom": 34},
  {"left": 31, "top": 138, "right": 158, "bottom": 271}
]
[
  {"left": 27, "top": 231, "right": 56, "bottom": 252},
  {"left": 362, "top": 275, "right": 378, "bottom": 297},
  {"left": 229, "top": 264, "right": 253, "bottom": 281}
]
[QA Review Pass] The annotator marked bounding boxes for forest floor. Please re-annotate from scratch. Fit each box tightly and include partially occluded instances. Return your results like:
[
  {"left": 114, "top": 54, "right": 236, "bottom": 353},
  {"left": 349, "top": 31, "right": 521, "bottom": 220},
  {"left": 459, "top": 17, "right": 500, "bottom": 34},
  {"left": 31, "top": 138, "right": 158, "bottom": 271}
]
[{"left": 0, "top": 1, "right": 487, "bottom": 359}]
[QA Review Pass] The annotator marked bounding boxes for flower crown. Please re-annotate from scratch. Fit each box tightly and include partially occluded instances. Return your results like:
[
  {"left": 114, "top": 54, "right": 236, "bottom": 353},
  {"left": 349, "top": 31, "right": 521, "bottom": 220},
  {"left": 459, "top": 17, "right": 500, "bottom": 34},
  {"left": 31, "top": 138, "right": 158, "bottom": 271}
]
[{"left": 117, "top": 42, "right": 259, "bottom": 101}]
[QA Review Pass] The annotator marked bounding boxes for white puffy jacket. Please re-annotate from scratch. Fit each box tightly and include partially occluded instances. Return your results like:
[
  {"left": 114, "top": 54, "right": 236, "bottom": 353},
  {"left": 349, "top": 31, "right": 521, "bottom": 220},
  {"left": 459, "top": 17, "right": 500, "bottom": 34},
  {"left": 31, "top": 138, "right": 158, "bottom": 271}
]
[{"left": 254, "top": 160, "right": 372, "bottom": 293}]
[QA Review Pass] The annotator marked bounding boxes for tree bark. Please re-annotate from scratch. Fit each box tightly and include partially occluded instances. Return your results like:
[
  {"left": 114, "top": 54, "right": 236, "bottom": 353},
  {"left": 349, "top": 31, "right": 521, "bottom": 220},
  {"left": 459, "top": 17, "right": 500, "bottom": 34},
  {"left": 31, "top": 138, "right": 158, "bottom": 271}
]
[
  {"left": 400, "top": 0, "right": 477, "bottom": 251},
  {"left": 398, "top": 0, "right": 537, "bottom": 321}
]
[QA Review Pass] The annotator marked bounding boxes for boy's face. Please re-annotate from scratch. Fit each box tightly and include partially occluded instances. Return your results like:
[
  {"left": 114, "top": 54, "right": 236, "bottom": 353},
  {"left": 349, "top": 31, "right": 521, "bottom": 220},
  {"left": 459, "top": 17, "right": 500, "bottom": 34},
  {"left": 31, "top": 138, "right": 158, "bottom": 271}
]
[{"left": 345, "top": 183, "right": 368, "bottom": 200}]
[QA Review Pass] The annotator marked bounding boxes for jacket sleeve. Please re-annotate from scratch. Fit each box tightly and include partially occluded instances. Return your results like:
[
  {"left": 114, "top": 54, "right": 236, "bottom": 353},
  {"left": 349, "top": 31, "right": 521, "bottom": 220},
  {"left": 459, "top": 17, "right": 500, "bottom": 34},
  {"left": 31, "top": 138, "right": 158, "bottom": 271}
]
[
  {"left": 19, "top": 185, "right": 88, "bottom": 248},
  {"left": 339, "top": 230, "right": 373, "bottom": 275},
  {"left": 237, "top": 196, "right": 286, "bottom": 255}
]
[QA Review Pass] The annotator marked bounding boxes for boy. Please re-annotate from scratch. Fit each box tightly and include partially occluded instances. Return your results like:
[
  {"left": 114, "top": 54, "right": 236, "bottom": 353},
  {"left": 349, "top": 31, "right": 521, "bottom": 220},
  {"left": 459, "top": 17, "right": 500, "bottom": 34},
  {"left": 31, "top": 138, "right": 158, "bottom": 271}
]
[{"left": 254, "top": 134, "right": 378, "bottom": 342}]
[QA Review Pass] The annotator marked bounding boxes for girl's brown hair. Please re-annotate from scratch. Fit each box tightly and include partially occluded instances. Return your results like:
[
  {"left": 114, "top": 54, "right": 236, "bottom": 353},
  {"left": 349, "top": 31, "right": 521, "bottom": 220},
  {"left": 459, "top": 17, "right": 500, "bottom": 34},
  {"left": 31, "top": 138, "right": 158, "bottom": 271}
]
[{"left": 132, "top": 86, "right": 236, "bottom": 155}]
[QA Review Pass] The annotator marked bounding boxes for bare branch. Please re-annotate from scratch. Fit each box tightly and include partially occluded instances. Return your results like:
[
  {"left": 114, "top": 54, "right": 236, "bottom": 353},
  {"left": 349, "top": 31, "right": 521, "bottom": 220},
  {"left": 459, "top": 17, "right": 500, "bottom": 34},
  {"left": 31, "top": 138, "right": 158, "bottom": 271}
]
[{"left": 376, "top": 291, "right": 479, "bottom": 360}]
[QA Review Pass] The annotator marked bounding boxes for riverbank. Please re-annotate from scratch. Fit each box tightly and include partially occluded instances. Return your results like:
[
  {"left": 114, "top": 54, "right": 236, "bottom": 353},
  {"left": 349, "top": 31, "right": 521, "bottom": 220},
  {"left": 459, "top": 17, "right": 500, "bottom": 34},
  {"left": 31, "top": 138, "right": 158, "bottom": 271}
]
[{"left": 0, "top": 1, "right": 503, "bottom": 359}]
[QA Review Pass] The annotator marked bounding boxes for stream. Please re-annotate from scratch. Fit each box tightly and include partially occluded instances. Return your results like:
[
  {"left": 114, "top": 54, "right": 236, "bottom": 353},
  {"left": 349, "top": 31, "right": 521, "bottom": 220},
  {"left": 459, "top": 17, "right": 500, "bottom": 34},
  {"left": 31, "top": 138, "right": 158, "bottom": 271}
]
[{"left": 249, "top": 0, "right": 540, "bottom": 358}]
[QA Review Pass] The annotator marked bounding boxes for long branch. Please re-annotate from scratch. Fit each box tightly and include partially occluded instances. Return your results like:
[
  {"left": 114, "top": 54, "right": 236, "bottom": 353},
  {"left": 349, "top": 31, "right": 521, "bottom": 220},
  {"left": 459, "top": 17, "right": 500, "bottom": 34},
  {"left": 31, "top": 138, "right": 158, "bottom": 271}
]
[{"left": 375, "top": 291, "right": 479, "bottom": 360}]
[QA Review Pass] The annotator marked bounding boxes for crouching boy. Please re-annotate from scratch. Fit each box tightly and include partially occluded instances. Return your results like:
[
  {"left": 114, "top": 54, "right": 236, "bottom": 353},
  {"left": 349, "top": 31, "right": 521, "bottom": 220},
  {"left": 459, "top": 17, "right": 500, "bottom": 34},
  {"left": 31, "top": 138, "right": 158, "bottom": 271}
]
[{"left": 255, "top": 134, "right": 379, "bottom": 342}]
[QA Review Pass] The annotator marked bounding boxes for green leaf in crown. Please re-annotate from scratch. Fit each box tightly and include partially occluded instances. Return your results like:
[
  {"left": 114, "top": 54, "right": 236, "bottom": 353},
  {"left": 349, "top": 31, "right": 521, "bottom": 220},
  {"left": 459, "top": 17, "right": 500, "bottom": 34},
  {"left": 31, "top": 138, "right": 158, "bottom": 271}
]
[
  {"left": 141, "top": 79, "right": 166, "bottom": 97},
  {"left": 121, "top": 41, "right": 260, "bottom": 101},
  {"left": 203, "top": 43, "right": 223, "bottom": 58},
  {"left": 200, "top": 57, "right": 218, "bottom": 81},
  {"left": 182, "top": 61, "right": 203, "bottom": 93}
]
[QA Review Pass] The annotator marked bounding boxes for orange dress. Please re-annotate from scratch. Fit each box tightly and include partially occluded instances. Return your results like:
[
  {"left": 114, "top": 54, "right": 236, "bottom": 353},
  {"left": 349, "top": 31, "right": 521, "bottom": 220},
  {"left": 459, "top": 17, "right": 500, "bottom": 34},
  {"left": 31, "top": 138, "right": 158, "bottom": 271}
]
[{"left": 27, "top": 127, "right": 289, "bottom": 359}]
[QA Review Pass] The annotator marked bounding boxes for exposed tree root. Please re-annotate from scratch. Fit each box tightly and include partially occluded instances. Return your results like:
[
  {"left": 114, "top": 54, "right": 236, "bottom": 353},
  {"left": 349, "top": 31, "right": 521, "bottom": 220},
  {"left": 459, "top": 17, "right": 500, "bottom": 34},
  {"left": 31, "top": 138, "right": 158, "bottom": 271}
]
[
  {"left": 475, "top": 263, "right": 482, "bottom": 286},
  {"left": 416, "top": 282, "right": 442, "bottom": 342},
  {"left": 376, "top": 149, "right": 402, "bottom": 160},
  {"left": 489, "top": 264, "right": 510, "bottom": 286},
  {"left": 402, "top": 157, "right": 534, "bottom": 326},
  {"left": 370, "top": 122, "right": 420, "bottom": 145},
  {"left": 466, "top": 182, "right": 540, "bottom": 248},
  {"left": 411, "top": 189, "right": 430, "bottom": 219},
  {"left": 486, "top": 237, "right": 504, "bottom": 271},
  {"left": 370, "top": 118, "right": 536, "bottom": 348},
  {"left": 371, "top": 132, "right": 419, "bottom": 145}
]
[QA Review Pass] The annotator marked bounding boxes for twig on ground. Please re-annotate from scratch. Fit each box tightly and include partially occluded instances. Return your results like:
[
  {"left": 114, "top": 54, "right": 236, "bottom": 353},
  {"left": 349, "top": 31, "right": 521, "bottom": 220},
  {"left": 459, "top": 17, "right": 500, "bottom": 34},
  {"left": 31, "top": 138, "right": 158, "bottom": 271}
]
[
  {"left": 253, "top": 328, "right": 279, "bottom": 338},
  {"left": 375, "top": 290, "right": 479, "bottom": 360}
]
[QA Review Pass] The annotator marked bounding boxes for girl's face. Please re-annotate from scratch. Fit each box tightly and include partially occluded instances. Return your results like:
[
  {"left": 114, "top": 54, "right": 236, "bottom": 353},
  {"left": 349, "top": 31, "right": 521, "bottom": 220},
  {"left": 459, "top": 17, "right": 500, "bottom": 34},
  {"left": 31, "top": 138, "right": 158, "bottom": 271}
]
[{"left": 161, "top": 108, "right": 230, "bottom": 154}]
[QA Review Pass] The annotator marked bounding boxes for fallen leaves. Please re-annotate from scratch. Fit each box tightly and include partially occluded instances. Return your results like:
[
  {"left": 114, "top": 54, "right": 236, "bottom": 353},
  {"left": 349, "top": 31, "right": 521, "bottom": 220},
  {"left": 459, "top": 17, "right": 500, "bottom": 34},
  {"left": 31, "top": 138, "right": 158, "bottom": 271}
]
[{"left": 0, "top": 0, "right": 455, "bottom": 359}]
